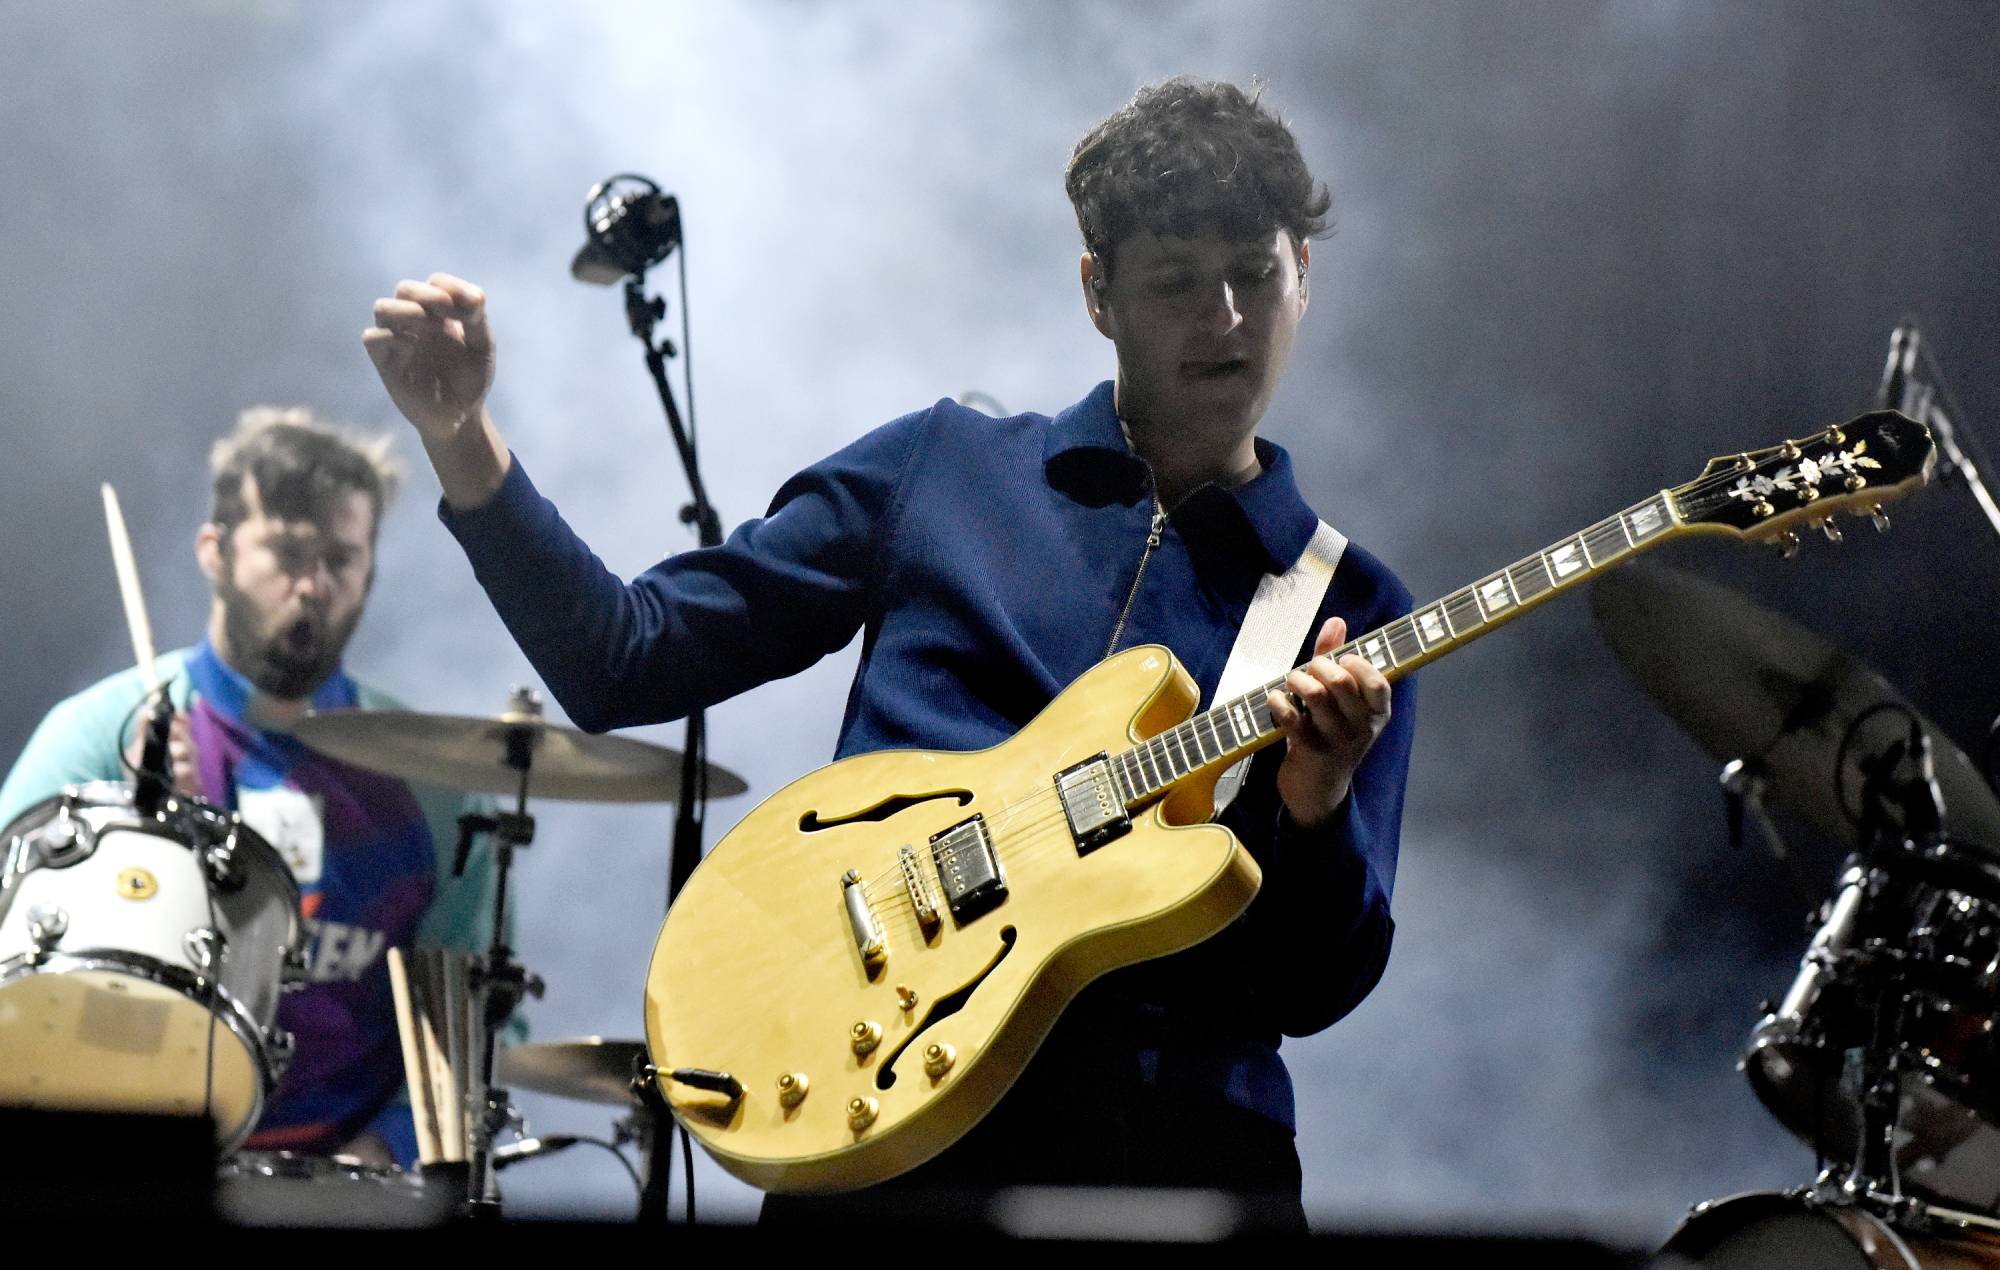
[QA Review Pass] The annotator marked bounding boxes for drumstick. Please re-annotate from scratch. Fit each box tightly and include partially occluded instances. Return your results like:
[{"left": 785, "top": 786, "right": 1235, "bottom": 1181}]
[
  {"left": 417, "top": 950, "right": 466, "bottom": 1162},
  {"left": 445, "top": 954, "right": 474, "bottom": 1163},
  {"left": 387, "top": 948, "right": 446, "bottom": 1165},
  {"left": 100, "top": 483, "right": 161, "bottom": 694}
]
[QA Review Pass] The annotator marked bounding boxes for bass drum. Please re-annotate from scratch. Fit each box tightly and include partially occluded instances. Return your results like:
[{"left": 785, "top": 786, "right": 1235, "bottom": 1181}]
[
  {"left": 1657, "top": 1192, "right": 2000, "bottom": 1269},
  {"left": 0, "top": 783, "right": 303, "bottom": 1149}
]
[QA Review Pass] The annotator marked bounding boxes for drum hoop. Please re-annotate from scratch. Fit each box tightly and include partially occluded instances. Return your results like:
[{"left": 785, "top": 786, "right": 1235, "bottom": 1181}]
[
  {"left": 0, "top": 945, "right": 282, "bottom": 1148},
  {"left": 3, "top": 784, "right": 308, "bottom": 955}
]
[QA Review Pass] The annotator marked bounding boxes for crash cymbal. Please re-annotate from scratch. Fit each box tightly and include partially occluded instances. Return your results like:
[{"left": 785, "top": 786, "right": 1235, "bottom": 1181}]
[
  {"left": 1590, "top": 561, "right": 2000, "bottom": 855},
  {"left": 292, "top": 706, "right": 747, "bottom": 804},
  {"left": 495, "top": 1038, "right": 648, "bottom": 1107}
]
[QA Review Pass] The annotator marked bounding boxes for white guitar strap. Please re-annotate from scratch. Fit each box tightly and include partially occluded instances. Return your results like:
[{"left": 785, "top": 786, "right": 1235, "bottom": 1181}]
[{"left": 1209, "top": 519, "right": 1347, "bottom": 815}]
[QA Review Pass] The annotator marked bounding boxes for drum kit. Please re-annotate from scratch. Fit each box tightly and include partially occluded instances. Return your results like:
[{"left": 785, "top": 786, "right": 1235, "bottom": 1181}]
[
  {"left": 1596, "top": 562, "right": 2000, "bottom": 1266},
  {"left": 0, "top": 683, "right": 747, "bottom": 1225}
]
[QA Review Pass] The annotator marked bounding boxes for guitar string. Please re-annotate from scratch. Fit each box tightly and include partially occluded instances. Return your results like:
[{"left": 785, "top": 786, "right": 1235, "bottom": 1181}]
[
  {"left": 853, "top": 711, "right": 1262, "bottom": 899},
  {"left": 858, "top": 713, "right": 1269, "bottom": 903},
  {"left": 865, "top": 816, "right": 1086, "bottom": 939},
  {"left": 858, "top": 715, "right": 1253, "bottom": 899},
  {"left": 861, "top": 494, "right": 1712, "bottom": 906},
  {"left": 856, "top": 436, "right": 1902, "bottom": 908}
]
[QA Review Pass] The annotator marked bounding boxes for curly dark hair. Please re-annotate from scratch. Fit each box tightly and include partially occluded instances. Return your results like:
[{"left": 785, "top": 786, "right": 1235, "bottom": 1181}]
[
  {"left": 1065, "top": 76, "right": 1331, "bottom": 278},
  {"left": 209, "top": 407, "right": 402, "bottom": 541}
]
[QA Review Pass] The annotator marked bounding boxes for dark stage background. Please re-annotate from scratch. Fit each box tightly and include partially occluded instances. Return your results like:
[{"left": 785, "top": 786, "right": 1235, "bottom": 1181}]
[{"left": 3, "top": 0, "right": 1997, "bottom": 1238}]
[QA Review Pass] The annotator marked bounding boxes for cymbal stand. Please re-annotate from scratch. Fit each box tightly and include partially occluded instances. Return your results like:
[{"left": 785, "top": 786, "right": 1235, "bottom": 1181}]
[
  {"left": 1720, "top": 757, "right": 1820, "bottom": 915},
  {"left": 455, "top": 687, "right": 548, "bottom": 1217},
  {"left": 1818, "top": 730, "right": 1944, "bottom": 1219}
]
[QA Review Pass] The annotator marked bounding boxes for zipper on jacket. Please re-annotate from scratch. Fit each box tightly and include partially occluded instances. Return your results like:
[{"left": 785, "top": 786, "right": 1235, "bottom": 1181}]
[{"left": 1105, "top": 492, "right": 1168, "bottom": 657}]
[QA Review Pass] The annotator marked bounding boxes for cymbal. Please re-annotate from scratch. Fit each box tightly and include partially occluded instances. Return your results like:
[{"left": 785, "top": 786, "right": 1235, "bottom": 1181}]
[
  {"left": 1590, "top": 562, "right": 2000, "bottom": 855},
  {"left": 495, "top": 1038, "right": 648, "bottom": 1106},
  {"left": 291, "top": 708, "right": 748, "bottom": 804}
]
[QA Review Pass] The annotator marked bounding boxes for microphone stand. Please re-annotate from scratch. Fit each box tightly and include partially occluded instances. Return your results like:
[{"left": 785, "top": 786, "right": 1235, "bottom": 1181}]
[
  {"left": 619, "top": 266, "right": 717, "bottom": 1224},
  {"left": 1883, "top": 325, "right": 2000, "bottom": 542}
]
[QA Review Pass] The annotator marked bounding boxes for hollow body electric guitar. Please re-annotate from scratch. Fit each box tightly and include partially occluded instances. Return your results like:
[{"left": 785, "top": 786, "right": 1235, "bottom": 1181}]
[{"left": 644, "top": 411, "right": 1935, "bottom": 1194}]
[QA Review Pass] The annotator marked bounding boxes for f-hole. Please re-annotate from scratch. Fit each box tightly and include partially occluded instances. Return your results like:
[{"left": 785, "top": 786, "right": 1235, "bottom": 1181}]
[
  {"left": 875, "top": 926, "right": 1016, "bottom": 1090},
  {"left": 799, "top": 790, "right": 973, "bottom": 833}
]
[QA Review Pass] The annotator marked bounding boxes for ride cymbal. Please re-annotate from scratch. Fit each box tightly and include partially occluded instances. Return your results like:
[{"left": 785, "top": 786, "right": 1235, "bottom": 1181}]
[
  {"left": 1590, "top": 561, "right": 2000, "bottom": 855},
  {"left": 292, "top": 707, "right": 747, "bottom": 803}
]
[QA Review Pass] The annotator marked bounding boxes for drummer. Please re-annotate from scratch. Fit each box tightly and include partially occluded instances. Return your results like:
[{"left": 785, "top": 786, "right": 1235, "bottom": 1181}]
[{"left": 0, "top": 407, "right": 508, "bottom": 1166}]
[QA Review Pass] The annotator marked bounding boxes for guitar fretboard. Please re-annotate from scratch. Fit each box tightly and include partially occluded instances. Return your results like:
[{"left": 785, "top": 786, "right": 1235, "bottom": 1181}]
[{"left": 1109, "top": 490, "right": 1682, "bottom": 806}]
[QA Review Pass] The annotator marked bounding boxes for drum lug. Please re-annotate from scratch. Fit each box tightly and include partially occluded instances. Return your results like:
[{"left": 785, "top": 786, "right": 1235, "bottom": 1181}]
[
  {"left": 32, "top": 813, "right": 92, "bottom": 868},
  {"left": 280, "top": 944, "right": 311, "bottom": 990},
  {"left": 204, "top": 835, "right": 248, "bottom": 893},
  {"left": 26, "top": 904, "right": 68, "bottom": 948},
  {"left": 267, "top": 1028, "right": 297, "bottom": 1078},
  {"left": 185, "top": 926, "right": 227, "bottom": 972}
]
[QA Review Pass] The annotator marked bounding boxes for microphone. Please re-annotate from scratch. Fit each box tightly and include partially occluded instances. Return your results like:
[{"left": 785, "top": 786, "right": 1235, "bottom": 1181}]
[
  {"left": 1905, "top": 720, "right": 1946, "bottom": 841},
  {"left": 571, "top": 174, "right": 682, "bottom": 286},
  {"left": 133, "top": 689, "right": 176, "bottom": 816}
]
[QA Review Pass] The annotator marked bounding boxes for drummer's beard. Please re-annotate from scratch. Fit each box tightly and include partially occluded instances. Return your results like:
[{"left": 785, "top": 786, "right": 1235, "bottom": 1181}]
[{"left": 215, "top": 576, "right": 363, "bottom": 703}]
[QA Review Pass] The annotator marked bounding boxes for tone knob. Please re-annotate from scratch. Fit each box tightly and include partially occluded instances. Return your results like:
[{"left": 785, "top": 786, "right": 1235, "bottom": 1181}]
[
  {"left": 923, "top": 1042, "right": 956, "bottom": 1079},
  {"left": 777, "top": 1072, "right": 809, "bottom": 1109},
  {"left": 850, "top": 1020, "right": 883, "bottom": 1057},
  {"left": 847, "top": 1096, "right": 879, "bottom": 1131}
]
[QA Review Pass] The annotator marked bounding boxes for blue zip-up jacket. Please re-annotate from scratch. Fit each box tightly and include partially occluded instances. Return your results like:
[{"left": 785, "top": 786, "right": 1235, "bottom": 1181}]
[{"left": 442, "top": 381, "right": 1416, "bottom": 1131}]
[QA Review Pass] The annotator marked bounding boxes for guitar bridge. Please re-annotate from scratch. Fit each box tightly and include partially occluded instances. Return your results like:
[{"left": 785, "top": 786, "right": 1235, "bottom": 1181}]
[
  {"left": 898, "top": 845, "right": 942, "bottom": 934},
  {"left": 929, "top": 814, "right": 1006, "bottom": 924},
  {"left": 1055, "top": 753, "right": 1130, "bottom": 856}
]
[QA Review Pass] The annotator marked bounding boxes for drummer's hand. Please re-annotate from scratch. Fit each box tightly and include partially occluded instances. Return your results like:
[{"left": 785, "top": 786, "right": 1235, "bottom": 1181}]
[
  {"left": 362, "top": 273, "right": 512, "bottom": 510},
  {"left": 124, "top": 712, "right": 198, "bottom": 793}
]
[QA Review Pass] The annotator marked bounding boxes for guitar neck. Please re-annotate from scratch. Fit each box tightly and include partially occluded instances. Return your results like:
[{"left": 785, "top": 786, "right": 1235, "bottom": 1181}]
[{"left": 1111, "top": 490, "right": 1685, "bottom": 806}]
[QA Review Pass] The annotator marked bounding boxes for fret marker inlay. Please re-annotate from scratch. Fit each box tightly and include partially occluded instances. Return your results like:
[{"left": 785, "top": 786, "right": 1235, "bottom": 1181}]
[{"left": 1360, "top": 636, "right": 1390, "bottom": 669}]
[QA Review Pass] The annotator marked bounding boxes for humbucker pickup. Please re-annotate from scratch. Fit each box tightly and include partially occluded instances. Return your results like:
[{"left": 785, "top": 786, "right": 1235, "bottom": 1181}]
[
  {"left": 929, "top": 814, "right": 1006, "bottom": 924},
  {"left": 1055, "top": 753, "right": 1130, "bottom": 856}
]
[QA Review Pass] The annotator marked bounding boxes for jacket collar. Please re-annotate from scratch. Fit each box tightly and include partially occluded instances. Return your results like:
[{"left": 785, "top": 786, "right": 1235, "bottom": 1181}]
[{"left": 1042, "top": 380, "right": 1320, "bottom": 575}]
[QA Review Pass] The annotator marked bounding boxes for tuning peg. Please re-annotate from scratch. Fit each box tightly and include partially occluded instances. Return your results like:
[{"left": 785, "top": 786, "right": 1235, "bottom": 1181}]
[
  {"left": 1819, "top": 519, "right": 1843, "bottom": 544},
  {"left": 1775, "top": 530, "right": 1801, "bottom": 559},
  {"left": 1869, "top": 504, "right": 1890, "bottom": 533}
]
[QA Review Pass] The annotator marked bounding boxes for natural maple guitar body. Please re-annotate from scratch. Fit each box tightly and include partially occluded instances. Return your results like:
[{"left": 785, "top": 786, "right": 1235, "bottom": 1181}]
[
  {"left": 646, "top": 645, "right": 1259, "bottom": 1194},
  {"left": 643, "top": 409, "right": 1935, "bottom": 1195}
]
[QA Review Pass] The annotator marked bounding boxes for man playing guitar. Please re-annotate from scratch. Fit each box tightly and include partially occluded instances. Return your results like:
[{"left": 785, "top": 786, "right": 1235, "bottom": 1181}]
[{"left": 365, "top": 76, "right": 1414, "bottom": 1228}]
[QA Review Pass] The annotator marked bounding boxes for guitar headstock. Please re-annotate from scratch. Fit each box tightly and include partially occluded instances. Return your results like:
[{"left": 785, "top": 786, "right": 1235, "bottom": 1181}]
[{"left": 1672, "top": 410, "right": 1936, "bottom": 548}]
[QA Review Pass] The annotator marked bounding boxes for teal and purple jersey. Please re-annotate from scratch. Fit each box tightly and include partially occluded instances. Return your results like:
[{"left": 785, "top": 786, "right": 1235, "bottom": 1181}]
[{"left": 0, "top": 641, "right": 506, "bottom": 1159}]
